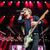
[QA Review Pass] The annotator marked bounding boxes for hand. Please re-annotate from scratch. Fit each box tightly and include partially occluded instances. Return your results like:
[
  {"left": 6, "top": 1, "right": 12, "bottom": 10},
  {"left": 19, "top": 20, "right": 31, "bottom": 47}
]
[
  {"left": 38, "top": 20, "right": 41, "bottom": 24},
  {"left": 31, "top": 21, "right": 38, "bottom": 27},
  {"left": 20, "top": 10, "right": 24, "bottom": 15},
  {"left": 31, "top": 21, "right": 38, "bottom": 25},
  {"left": 20, "top": 12, "right": 24, "bottom": 15}
]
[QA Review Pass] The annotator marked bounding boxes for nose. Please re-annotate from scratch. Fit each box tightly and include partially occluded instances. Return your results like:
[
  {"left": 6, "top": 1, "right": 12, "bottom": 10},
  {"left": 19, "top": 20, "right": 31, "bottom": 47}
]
[{"left": 24, "top": 12, "right": 26, "bottom": 14}]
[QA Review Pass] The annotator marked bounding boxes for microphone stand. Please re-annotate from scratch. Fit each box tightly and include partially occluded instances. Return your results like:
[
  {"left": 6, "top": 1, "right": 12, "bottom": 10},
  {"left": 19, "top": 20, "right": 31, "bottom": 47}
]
[{"left": 42, "top": 34, "right": 46, "bottom": 50}]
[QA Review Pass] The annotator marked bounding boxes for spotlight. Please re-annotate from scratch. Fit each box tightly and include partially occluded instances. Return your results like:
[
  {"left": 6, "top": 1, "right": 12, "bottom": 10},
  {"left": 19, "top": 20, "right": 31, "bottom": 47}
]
[
  {"left": 29, "top": 1, "right": 33, "bottom": 8},
  {"left": 16, "top": 1, "right": 20, "bottom": 7},
  {"left": 24, "top": 1, "right": 29, "bottom": 8},
  {"left": 45, "top": 2, "right": 50, "bottom": 9},
  {"left": 37, "top": 1, "right": 43, "bottom": 9},
  {"left": 3, "top": 15, "right": 5, "bottom": 17},
  {"left": 9, "top": 16, "right": 15, "bottom": 27},
  {"left": 37, "top": 1, "right": 39, "bottom": 3},
  {"left": 0, "top": 1, "right": 5, "bottom": 7},
  {"left": 0, "top": 16, "right": 5, "bottom": 24},
  {"left": 45, "top": 1, "right": 46, "bottom": 3},
  {"left": 10, "top": 16, "right": 15, "bottom": 22},
  {"left": 13, "top": 15, "right": 15, "bottom": 17},
  {"left": 8, "top": 1, "right": 13, "bottom": 7}
]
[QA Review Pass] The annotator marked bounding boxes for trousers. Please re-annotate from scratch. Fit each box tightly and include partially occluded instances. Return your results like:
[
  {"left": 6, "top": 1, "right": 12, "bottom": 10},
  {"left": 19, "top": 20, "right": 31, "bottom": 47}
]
[{"left": 26, "top": 33, "right": 39, "bottom": 50}]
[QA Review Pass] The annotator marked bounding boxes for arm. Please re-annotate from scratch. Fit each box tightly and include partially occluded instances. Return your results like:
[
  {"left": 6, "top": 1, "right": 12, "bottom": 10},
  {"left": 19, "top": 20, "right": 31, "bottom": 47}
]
[
  {"left": 31, "top": 19, "right": 41, "bottom": 27},
  {"left": 18, "top": 11, "right": 25, "bottom": 23},
  {"left": 18, "top": 14, "right": 22, "bottom": 20},
  {"left": 31, "top": 16, "right": 42, "bottom": 27},
  {"left": 21, "top": 26, "right": 25, "bottom": 35},
  {"left": 18, "top": 15, "right": 24, "bottom": 23}
]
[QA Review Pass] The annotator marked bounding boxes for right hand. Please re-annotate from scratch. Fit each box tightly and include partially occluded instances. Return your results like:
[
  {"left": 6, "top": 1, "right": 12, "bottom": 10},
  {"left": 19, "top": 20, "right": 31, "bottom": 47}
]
[
  {"left": 20, "top": 10, "right": 24, "bottom": 15},
  {"left": 20, "top": 12, "right": 24, "bottom": 15}
]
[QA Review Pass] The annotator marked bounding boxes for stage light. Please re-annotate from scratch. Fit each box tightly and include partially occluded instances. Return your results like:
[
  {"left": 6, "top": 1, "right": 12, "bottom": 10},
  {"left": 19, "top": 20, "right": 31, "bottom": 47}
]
[
  {"left": 45, "top": 2, "right": 50, "bottom": 9},
  {"left": 0, "top": 16, "right": 5, "bottom": 24},
  {"left": 3, "top": 41, "right": 8, "bottom": 50},
  {"left": 0, "top": 40, "right": 4, "bottom": 48},
  {"left": 16, "top": 1, "right": 20, "bottom": 7},
  {"left": 8, "top": 1, "right": 13, "bottom": 7},
  {"left": 17, "top": 45, "right": 23, "bottom": 50},
  {"left": 43, "top": 19, "right": 48, "bottom": 25},
  {"left": 10, "top": 16, "right": 15, "bottom": 22},
  {"left": 37, "top": 1, "right": 43, "bottom": 9},
  {"left": 29, "top": 1, "right": 33, "bottom": 9},
  {"left": 9, "top": 16, "right": 15, "bottom": 27},
  {"left": 45, "top": 1, "right": 46, "bottom": 3},
  {"left": 37, "top": 1, "right": 39, "bottom": 3},
  {"left": 24, "top": 1, "right": 29, "bottom": 8},
  {"left": 0, "top": 1, "right": 5, "bottom": 7}
]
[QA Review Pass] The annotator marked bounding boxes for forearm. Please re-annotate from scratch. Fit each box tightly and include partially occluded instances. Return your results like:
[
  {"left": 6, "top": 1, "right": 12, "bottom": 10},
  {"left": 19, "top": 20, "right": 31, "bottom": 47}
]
[
  {"left": 21, "top": 26, "right": 25, "bottom": 35},
  {"left": 18, "top": 15, "right": 24, "bottom": 23},
  {"left": 31, "top": 21, "right": 42, "bottom": 27},
  {"left": 18, "top": 15, "right": 22, "bottom": 20}
]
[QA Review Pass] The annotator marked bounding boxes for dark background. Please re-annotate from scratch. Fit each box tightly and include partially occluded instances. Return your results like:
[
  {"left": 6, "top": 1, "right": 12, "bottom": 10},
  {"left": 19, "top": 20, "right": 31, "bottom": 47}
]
[{"left": 0, "top": 0, "right": 50, "bottom": 50}]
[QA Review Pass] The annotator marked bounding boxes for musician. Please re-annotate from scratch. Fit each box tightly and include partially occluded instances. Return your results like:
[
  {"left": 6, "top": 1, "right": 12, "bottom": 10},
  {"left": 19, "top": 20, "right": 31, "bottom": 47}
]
[{"left": 18, "top": 8, "right": 43, "bottom": 50}]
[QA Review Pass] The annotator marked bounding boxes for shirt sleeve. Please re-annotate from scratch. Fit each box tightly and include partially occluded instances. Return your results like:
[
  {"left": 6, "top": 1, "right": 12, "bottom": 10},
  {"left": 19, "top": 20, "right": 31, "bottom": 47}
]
[
  {"left": 18, "top": 15, "right": 24, "bottom": 23},
  {"left": 33, "top": 15, "right": 39, "bottom": 21},
  {"left": 18, "top": 15, "right": 22, "bottom": 20},
  {"left": 33, "top": 15, "right": 44, "bottom": 24}
]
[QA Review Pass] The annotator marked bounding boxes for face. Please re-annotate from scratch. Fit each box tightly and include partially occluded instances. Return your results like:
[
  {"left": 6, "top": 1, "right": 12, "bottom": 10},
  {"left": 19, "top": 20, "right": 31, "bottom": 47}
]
[{"left": 24, "top": 10, "right": 29, "bottom": 16}]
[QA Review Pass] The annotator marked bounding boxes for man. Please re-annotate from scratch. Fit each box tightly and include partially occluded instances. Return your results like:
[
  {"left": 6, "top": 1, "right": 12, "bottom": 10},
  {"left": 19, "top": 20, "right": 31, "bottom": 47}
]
[{"left": 18, "top": 8, "right": 42, "bottom": 50}]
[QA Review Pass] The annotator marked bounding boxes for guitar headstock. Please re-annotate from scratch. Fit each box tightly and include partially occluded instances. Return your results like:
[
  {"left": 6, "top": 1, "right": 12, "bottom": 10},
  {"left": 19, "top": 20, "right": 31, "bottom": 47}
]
[
  {"left": 39, "top": 9, "right": 49, "bottom": 20},
  {"left": 45, "top": 9, "right": 49, "bottom": 14}
]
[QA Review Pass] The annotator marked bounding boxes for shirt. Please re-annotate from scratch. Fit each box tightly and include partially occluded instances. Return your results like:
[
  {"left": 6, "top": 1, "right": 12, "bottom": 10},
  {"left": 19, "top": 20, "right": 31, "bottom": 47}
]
[{"left": 18, "top": 15, "right": 42, "bottom": 35}]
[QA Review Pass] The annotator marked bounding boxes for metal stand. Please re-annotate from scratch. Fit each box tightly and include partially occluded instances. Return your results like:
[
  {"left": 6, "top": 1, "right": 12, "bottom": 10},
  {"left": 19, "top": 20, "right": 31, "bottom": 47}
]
[{"left": 42, "top": 34, "right": 46, "bottom": 50}]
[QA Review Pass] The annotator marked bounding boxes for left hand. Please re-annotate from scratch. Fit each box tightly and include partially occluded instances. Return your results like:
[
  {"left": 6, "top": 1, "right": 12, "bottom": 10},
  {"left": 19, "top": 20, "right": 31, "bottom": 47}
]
[
  {"left": 31, "top": 21, "right": 41, "bottom": 27},
  {"left": 31, "top": 21, "right": 38, "bottom": 27},
  {"left": 38, "top": 20, "right": 41, "bottom": 24}
]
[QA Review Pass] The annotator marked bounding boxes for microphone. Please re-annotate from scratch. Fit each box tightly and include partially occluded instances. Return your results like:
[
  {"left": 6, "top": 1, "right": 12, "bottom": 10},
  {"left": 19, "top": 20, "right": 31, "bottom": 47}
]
[{"left": 16, "top": 10, "right": 24, "bottom": 12}]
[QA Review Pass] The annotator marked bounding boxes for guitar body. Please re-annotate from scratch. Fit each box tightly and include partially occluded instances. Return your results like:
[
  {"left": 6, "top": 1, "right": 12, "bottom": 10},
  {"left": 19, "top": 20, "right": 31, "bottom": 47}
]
[{"left": 24, "top": 34, "right": 33, "bottom": 48}]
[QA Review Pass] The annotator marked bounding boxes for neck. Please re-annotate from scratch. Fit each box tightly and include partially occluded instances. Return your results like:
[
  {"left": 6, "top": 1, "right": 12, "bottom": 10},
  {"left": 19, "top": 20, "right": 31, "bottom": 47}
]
[{"left": 26, "top": 14, "right": 31, "bottom": 19}]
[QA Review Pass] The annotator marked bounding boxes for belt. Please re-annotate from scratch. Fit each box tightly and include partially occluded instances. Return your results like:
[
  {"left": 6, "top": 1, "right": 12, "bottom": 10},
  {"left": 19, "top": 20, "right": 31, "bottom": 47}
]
[{"left": 33, "top": 33, "right": 38, "bottom": 35}]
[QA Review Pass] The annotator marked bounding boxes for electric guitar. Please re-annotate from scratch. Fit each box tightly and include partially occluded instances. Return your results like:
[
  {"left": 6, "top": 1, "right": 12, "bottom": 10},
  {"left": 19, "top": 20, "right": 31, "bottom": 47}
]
[{"left": 24, "top": 10, "right": 49, "bottom": 48}]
